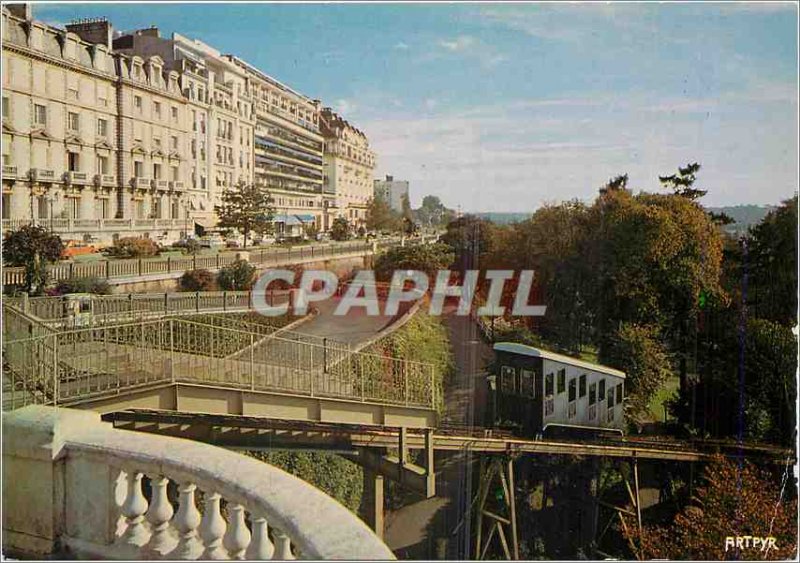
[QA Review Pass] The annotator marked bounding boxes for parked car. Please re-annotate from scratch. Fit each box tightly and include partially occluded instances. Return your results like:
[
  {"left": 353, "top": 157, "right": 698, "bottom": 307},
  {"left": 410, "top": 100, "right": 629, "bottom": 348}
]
[
  {"left": 60, "top": 241, "right": 99, "bottom": 260},
  {"left": 199, "top": 234, "right": 225, "bottom": 248},
  {"left": 225, "top": 240, "right": 241, "bottom": 249}
]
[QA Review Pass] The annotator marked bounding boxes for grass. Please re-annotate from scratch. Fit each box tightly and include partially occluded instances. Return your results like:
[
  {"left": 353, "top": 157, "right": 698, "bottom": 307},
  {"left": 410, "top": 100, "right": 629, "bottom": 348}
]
[{"left": 648, "top": 374, "right": 680, "bottom": 422}]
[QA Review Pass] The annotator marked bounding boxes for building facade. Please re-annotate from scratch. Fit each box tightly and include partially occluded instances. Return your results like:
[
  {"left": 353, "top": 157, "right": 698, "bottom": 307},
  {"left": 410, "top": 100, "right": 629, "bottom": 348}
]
[
  {"left": 373, "top": 174, "right": 409, "bottom": 213},
  {"left": 1, "top": 5, "right": 377, "bottom": 245},
  {"left": 319, "top": 107, "right": 375, "bottom": 229}
]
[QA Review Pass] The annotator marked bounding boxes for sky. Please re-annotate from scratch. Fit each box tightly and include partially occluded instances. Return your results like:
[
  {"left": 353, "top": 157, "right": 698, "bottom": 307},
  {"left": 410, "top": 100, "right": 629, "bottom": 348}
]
[{"left": 31, "top": 1, "right": 799, "bottom": 211}]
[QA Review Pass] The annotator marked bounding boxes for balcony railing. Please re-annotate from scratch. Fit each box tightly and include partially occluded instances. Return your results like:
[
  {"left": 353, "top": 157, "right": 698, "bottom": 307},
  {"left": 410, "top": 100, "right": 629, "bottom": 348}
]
[
  {"left": 2, "top": 165, "right": 18, "bottom": 179},
  {"left": 170, "top": 180, "right": 185, "bottom": 191},
  {"left": 30, "top": 168, "right": 56, "bottom": 182},
  {"left": 152, "top": 179, "right": 169, "bottom": 191},
  {"left": 131, "top": 177, "right": 151, "bottom": 189},
  {"left": 65, "top": 171, "right": 90, "bottom": 185},
  {"left": 95, "top": 174, "right": 117, "bottom": 187},
  {"left": 1, "top": 406, "right": 394, "bottom": 560}
]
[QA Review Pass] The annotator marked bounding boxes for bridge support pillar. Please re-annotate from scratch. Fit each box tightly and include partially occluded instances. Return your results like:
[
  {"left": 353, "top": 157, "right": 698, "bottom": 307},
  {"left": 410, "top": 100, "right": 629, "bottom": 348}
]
[
  {"left": 363, "top": 470, "right": 385, "bottom": 540},
  {"left": 473, "top": 456, "right": 519, "bottom": 560}
]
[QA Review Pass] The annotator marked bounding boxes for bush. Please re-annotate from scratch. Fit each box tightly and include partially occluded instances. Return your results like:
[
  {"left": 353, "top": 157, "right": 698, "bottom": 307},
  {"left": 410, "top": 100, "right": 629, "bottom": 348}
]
[
  {"left": 53, "top": 277, "right": 112, "bottom": 295},
  {"left": 330, "top": 217, "right": 350, "bottom": 241},
  {"left": 217, "top": 259, "right": 256, "bottom": 290},
  {"left": 106, "top": 237, "right": 160, "bottom": 259},
  {"left": 178, "top": 269, "right": 217, "bottom": 292}
]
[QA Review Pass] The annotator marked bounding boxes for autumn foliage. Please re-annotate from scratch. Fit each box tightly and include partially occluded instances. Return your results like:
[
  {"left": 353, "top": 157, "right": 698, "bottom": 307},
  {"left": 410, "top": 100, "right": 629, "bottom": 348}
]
[{"left": 621, "top": 455, "right": 797, "bottom": 560}]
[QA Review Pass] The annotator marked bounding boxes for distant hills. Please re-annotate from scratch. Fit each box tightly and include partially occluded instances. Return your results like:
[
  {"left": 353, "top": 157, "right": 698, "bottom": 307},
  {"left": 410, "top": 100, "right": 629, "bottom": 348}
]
[{"left": 473, "top": 205, "right": 776, "bottom": 233}]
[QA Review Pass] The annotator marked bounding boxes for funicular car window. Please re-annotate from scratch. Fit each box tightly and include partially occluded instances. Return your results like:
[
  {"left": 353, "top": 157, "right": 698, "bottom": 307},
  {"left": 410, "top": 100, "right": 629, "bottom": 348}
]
[
  {"left": 568, "top": 378, "right": 576, "bottom": 402},
  {"left": 616, "top": 383, "right": 623, "bottom": 403},
  {"left": 545, "top": 372, "right": 554, "bottom": 397},
  {"left": 501, "top": 366, "right": 516, "bottom": 393},
  {"left": 599, "top": 379, "right": 606, "bottom": 401},
  {"left": 520, "top": 368, "right": 535, "bottom": 397},
  {"left": 608, "top": 389, "right": 615, "bottom": 408},
  {"left": 579, "top": 374, "right": 587, "bottom": 397},
  {"left": 589, "top": 383, "right": 596, "bottom": 405},
  {"left": 557, "top": 368, "right": 566, "bottom": 394}
]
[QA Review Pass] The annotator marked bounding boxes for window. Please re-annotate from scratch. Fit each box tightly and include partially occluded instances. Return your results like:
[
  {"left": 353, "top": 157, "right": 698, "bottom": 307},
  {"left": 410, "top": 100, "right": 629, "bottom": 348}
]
[
  {"left": 67, "top": 112, "right": 79, "bottom": 132},
  {"left": 1, "top": 194, "right": 10, "bottom": 220},
  {"left": 68, "top": 152, "right": 79, "bottom": 172},
  {"left": 68, "top": 197, "right": 79, "bottom": 219},
  {"left": 171, "top": 106, "right": 178, "bottom": 120},
  {"left": 568, "top": 378, "right": 576, "bottom": 402},
  {"left": 98, "top": 96, "right": 108, "bottom": 108},
  {"left": 520, "top": 368, "right": 534, "bottom": 398},
  {"left": 608, "top": 389, "right": 615, "bottom": 408},
  {"left": 616, "top": 383, "right": 623, "bottom": 404},
  {"left": 589, "top": 383, "right": 596, "bottom": 406},
  {"left": 34, "top": 104, "right": 47, "bottom": 126},
  {"left": 2, "top": 96, "right": 9, "bottom": 119},
  {"left": 153, "top": 163, "right": 162, "bottom": 179},
  {"left": 557, "top": 369, "right": 566, "bottom": 394},
  {"left": 545, "top": 373, "right": 554, "bottom": 397},
  {"left": 599, "top": 379, "right": 606, "bottom": 402},
  {"left": 500, "top": 366, "right": 516, "bottom": 394},
  {"left": 153, "top": 101, "right": 162, "bottom": 117},
  {"left": 151, "top": 198, "right": 161, "bottom": 219},
  {"left": 579, "top": 374, "right": 587, "bottom": 398},
  {"left": 37, "top": 196, "right": 48, "bottom": 219},
  {"left": 134, "top": 160, "right": 144, "bottom": 177},
  {"left": 97, "top": 118, "right": 108, "bottom": 137},
  {"left": 96, "top": 155, "right": 108, "bottom": 174},
  {"left": 171, "top": 136, "right": 178, "bottom": 151},
  {"left": 134, "top": 96, "right": 143, "bottom": 111},
  {"left": 171, "top": 166, "right": 178, "bottom": 181}
]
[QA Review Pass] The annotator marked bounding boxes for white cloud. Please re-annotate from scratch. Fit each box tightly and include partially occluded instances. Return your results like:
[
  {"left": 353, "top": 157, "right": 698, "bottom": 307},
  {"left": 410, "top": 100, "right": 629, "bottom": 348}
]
[
  {"left": 438, "top": 35, "right": 476, "bottom": 52},
  {"left": 393, "top": 42, "right": 410, "bottom": 50},
  {"left": 334, "top": 99, "right": 357, "bottom": 115}
]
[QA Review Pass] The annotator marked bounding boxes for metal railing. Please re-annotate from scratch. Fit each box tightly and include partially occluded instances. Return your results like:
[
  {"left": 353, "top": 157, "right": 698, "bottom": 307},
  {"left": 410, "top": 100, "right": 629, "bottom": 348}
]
[
  {"left": 3, "top": 316, "right": 438, "bottom": 412},
  {"left": 1, "top": 237, "right": 437, "bottom": 287}
]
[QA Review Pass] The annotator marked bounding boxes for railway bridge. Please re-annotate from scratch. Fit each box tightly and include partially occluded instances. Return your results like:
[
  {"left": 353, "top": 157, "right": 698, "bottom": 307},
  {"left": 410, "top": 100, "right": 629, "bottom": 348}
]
[{"left": 2, "top": 302, "right": 794, "bottom": 560}]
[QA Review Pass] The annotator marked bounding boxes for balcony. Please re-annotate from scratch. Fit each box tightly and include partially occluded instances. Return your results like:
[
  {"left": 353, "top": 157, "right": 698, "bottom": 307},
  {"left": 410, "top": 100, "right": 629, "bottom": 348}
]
[
  {"left": 94, "top": 174, "right": 117, "bottom": 187},
  {"left": 2, "top": 165, "right": 18, "bottom": 180},
  {"left": 65, "top": 171, "right": 90, "bottom": 185},
  {"left": 30, "top": 168, "right": 56, "bottom": 182},
  {"left": 131, "top": 177, "right": 151, "bottom": 190},
  {"left": 152, "top": 179, "right": 169, "bottom": 191},
  {"left": 170, "top": 180, "right": 185, "bottom": 191},
  {"left": 2, "top": 406, "right": 393, "bottom": 560}
]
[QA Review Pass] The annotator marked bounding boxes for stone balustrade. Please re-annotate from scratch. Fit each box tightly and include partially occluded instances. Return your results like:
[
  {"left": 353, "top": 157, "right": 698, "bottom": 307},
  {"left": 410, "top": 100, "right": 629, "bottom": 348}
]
[{"left": 2, "top": 406, "right": 395, "bottom": 560}]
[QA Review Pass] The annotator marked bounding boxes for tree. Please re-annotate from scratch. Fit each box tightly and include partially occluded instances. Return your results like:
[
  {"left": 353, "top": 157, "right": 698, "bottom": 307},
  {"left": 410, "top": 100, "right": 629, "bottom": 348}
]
[
  {"left": 414, "top": 195, "right": 451, "bottom": 228},
  {"left": 440, "top": 215, "right": 496, "bottom": 270},
  {"left": 105, "top": 237, "right": 160, "bottom": 258},
  {"left": 400, "top": 193, "right": 416, "bottom": 235},
  {"left": 2, "top": 225, "right": 64, "bottom": 294},
  {"left": 746, "top": 196, "right": 797, "bottom": 326},
  {"left": 215, "top": 183, "right": 275, "bottom": 248},
  {"left": 329, "top": 217, "right": 350, "bottom": 241},
  {"left": 374, "top": 243, "right": 455, "bottom": 282},
  {"left": 601, "top": 323, "right": 672, "bottom": 424},
  {"left": 365, "top": 197, "right": 401, "bottom": 232},
  {"left": 624, "top": 456, "right": 797, "bottom": 560},
  {"left": 178, "top": 269, "right": 217, "bottom": 292},
  {"left": 53, "top": 277, "right": 111, "bottom": 295},
  {"left": 217, "top": 259, "right": 256, "bottom": 290},
  {"left": 659, "top": 162, "right": 707, "bottom": 200}
]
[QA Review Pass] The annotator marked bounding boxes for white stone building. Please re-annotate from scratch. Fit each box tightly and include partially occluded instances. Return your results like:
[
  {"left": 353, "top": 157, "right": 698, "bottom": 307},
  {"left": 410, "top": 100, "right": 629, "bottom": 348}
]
[{"left": 373, "top": 174, "right": 409, "bottom": 213}]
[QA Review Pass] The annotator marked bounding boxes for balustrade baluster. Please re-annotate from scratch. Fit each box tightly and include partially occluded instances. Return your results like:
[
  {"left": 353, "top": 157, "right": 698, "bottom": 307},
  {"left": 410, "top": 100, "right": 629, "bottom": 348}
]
[
  {"left": 246, "top": 516, "right": 274, "bottom": 560},
  {"left": 145, "top": 474, "right": 175, "bottom": 557},
  {"left": 223, "top": 503, "right": 251, "bottom": 559},
  {"left": 199, "top": 491, "right": 228, "bottom": 559},
  {"left": 272, "top": 530, "right": 295, "bottom": 560},
  {"left": 118, "top": 470, "right": 150, "bottom": 548},
  {"left": 172, "top": 482, "right": 203, "bottom": 559}
]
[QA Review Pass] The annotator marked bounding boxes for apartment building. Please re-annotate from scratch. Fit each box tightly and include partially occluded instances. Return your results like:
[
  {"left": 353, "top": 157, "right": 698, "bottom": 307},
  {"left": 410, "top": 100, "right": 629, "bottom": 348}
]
[
  {"left": 319, "top": 107, "right": 376, "bottom": 229},
  {"left": 374, "top": 175, "right": 410, "bottom": 213},
  {"left": 227, "top": 55, "right": 334, "bottom": 236},
  {"left": 1, "top": 6, "right": 191, "bottom": 244},
  {"left": 112, "top": 28, "right": 256, "bottom": 228}
]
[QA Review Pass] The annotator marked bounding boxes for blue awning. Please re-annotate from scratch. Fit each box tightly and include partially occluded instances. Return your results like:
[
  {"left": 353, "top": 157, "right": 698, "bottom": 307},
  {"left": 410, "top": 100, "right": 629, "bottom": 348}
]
[
  {"left": 273, "top": 214, "right": 303, "bottom": 226},
  {"left": 294, "top": 214, "right": 316, "bottom": 223}
]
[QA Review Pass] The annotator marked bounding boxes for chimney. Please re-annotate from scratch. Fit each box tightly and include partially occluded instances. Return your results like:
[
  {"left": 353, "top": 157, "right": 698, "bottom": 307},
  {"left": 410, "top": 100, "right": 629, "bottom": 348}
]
[
  {"left": 7, "top": 3, "right": 32, "bottom": 20},
  {"left": 65, "top": 17, "right": 114, "bottom": 49},
  {"left": 386, "top": 175, "right": 393, "bottom": 182}
]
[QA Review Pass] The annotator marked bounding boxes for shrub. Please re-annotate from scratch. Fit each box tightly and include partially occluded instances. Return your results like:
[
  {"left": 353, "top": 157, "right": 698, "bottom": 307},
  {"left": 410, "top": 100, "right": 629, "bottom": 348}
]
[
  {"left": 330, "top": 217, "right": 350, "bottom": 241},
  {"left": 106, "top": 237, "right": 160, "bottom": 259},
  {"left": 53, "top": 277, "right": 112, "bottom": 295},
  {"left": 178, "top": 269, "right": 217, "bottom": 292},
  {"left": 217, "top": 259, "right": 256, "bottom": 290},
  {"left": 2, "top": 225, "right": 64, "bottom": 294}
]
